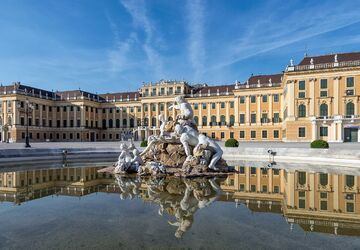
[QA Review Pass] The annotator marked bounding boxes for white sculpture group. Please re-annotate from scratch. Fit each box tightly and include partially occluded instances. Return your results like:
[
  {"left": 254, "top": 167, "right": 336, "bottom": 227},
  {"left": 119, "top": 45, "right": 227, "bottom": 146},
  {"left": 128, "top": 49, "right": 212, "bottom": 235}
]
[{"left": 114, "top": 96, "right": 225, "bottom": 175}]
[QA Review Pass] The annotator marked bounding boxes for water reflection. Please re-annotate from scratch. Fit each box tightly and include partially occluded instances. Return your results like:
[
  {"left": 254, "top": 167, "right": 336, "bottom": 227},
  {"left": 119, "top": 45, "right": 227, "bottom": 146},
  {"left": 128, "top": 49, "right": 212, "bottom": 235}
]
[{"left": 1, "top": 165, "right": 360, "bottom": 237}]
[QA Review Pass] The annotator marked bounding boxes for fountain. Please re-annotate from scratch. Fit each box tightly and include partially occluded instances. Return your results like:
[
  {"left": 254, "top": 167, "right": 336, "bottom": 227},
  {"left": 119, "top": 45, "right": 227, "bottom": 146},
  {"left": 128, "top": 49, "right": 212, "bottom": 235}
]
[{"left": 100, "top": 96, "right": 231, "bottom": 177}]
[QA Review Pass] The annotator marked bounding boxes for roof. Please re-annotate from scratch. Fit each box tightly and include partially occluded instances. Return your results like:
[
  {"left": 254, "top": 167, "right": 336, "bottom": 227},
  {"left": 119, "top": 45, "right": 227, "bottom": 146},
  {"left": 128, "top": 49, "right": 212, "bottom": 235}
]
[
  {"left": 192, "top": 84, "right": 235, "bottom": 94},
  {"left": 246, "top": 74, "right": 283, "bottom": 85},
  {"left": 99, "top": 91, "right": 139, "bottom": 101},
  {"left": 298, "top": 52, "right": 360, "bottom": 65}
]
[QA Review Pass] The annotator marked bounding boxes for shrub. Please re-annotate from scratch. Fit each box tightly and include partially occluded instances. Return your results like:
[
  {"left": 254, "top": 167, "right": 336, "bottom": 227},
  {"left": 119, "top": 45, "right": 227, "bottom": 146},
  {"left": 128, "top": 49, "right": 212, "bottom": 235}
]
[
  {"left": 140, "top": 140, "right": 148, "bottom": 147},
  {"left": 310, "top": 139, "right": 329, "bottom": 149},
  {"left": 225, "top": 138, "right": 239, "bottom": 147}
]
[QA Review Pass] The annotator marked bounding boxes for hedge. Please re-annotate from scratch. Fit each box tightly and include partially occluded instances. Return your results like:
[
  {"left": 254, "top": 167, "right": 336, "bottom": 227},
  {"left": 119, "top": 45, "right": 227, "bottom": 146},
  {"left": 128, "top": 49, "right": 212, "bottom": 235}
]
[
  {"left": 225, "top": 138, "right": 239, "bottom": 147},
  {"left": 310, "top": 139, "right": 329, "bottom": 149},
  {"left": 140, "top": 140, "right": 148, "bottom": 147}
]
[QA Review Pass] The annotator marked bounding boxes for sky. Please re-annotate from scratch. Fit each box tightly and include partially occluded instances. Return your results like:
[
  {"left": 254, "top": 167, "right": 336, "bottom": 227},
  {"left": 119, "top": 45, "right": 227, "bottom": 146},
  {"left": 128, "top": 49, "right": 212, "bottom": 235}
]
[{"left": 1, "top": 0, "right": 360, "bottom": 94}]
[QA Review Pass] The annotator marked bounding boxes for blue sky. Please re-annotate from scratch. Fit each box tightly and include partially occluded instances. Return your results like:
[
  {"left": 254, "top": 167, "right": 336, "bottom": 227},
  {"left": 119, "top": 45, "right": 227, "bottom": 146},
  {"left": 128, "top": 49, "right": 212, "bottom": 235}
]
[{"left": 1, "top": 0, "right": 360, "bottom": 93}]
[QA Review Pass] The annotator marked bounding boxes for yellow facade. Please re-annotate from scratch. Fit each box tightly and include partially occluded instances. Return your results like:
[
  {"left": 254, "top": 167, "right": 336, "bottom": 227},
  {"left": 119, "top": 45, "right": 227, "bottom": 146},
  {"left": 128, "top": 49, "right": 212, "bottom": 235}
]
[{"left": 0, "top": 52, "right": 359, "bottom": 143}]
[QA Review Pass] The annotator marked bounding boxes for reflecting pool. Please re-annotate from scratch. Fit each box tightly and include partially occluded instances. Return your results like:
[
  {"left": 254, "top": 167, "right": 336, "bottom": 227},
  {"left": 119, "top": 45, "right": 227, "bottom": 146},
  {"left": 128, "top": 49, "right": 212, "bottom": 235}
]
[{"left": 1, "top": 163, "right": 360, "bottom": 249}]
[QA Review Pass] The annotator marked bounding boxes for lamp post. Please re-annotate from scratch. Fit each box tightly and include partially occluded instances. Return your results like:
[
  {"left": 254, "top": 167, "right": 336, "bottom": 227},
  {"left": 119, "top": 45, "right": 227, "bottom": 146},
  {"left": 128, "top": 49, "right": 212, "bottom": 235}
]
[{"left": 18, "top": 99, "right": 33, "bottom": 148}]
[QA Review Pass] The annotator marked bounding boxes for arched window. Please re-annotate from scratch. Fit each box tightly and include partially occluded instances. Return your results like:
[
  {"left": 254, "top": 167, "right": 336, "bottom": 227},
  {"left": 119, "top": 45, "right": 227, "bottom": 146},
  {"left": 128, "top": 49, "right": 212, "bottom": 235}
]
[
  {"left": 137, "top": 119, "right": 141, "bottom": 126},
  {"left": 229, "top": 115, "right": 235, "bottom": 126},
  {"left": 220, "top": 115, "right": 226, "bottom": 125},
  {"left": 194, "top": 116, "right": 199, "bottom": 125},
  {"left": 298, "top": 104, "right": 306, "bottom": 117},
  {"left": 346, "top": 175, "right": 355, "bottom": 188},
  {"left": 108, "top": 119, "right": 113, "bottom": 128},
  {"left": 346, "top": 102, "right": 355, "bottom": 116},
  {"left": 319, "top": 173, "right": 328, "bottom": 186},
  {"left": 143, "top": 118, "right": 149, "bottom": 126},
  {"left": 151, "top": 117, "right": 156, "bottom": 127},
  {"left": 168, "top": 116, "right": 173, "bottom": 121},
  {"left": 116, "top": 119, "right": 120, "bottom": 128},
  {"left": 130, "top": 118, "right": 134, "bottom": 128},
  {"left": 123, "top": 119, "right": 127, "bottom": 127},
  {"left": 102, "top": 119, "right": 106, "bottom": 129},
  {"left": 298, "top": 172, "right": 306, "bottom": 185},
  {"left": 202, "top": 116, "right": 207, "bottom": 126},
  {"left": 211, "top": 116, "right": 217, "bottom": 126},
  {"left": 320, "top": 103, "right": 328, "bottom": 117}
]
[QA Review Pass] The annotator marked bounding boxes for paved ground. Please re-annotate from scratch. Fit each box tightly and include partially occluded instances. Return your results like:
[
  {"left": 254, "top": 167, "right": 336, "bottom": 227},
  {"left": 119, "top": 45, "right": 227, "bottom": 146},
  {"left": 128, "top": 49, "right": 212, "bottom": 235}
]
[{"left": 0, "top": 141, "right": 359, "bottom": 150}]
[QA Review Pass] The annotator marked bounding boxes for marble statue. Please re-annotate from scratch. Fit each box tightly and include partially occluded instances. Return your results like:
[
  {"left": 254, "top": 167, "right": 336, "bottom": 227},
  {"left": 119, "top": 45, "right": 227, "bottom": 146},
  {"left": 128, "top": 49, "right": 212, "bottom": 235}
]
[
  {"left": 196, "top": 134, "right": 223, "bottom": 171},
  {"left": 114, "top": 142, "right": 142, "bottom": 174},
  {"left": 168, "top": 96, "right": 195, "bottom": 126}
]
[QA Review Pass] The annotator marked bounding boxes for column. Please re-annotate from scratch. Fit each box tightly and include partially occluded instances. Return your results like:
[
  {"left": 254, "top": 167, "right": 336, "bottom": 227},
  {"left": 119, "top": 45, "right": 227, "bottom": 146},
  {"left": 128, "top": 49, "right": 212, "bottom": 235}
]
[
  {"left": 234, "top": 97, "right": 239, "bottom": 126},
  {"left": 269, "top": 94, "right": 273, "bottom": 124},
  {"left": 140, "top": 104, "right": 144, "bottom": 127},
  {"left": 120, "top": 107, "right": 123, "bottom": 128},
  {"left": 333, "top": 77, "right": 340, "bottom": 115},
  {"left": 67, "top": 106, "right": 70, "bottom": 127},
  {"left": 134, "top": 106, "right": 138, "bottom": 127},
  {"left": 268, "top": 169, "right": 273, "bottom": 192},
  {"left": 105, "top": 108, "right": 109, "bottom": 127},
  {"left": 156, "top": 103, "right": 160, "bottom": 127},
  {"left": 257, "top": 95, "right": 261, "bottom": 124},
  {"left": 225, "top": 101, "right": 230, "bottom": 124},
  {"left": 311, "top": 119, "right": 317, "bottom": 141},
  {"left": 199, "top": 102, "right": 203, "bottom": 126},
  {"left": 309, "top": 78, "right": 315, "bottom": 116},
  {"left": 333, "top": 175, "right": 339, "bottom": 210},
  {"left": 80, "top": 105, "right": 85, "bottom": 126},
  {"left": 309, "top": 172, "right": 315, "bottom": 209},
  {"left": 207, "top": 103, "right": 211, "bottom": 125},
  {"left": 288, "top": 81, "right": 295, "bottom": 118},
  {"left": 256, "top": 168, "right": 261, "bottom": 192},
  {"left": 13, "top": 100, "right": 18, "bottom": 125},
  {"left": 127, "top": 106, "right": 130, "bottom": 128},
  {"left": 245, "top": 167, "right": 250, "bottom": 191},
  {"left": 216, "top": 102, "right": 220, "bottom": 125},
  {"left": 245, "top": 96, "right": 250, "bottom": 125},
  {"left": 39, "top": 104, "right": 43, "bottom": 126}
]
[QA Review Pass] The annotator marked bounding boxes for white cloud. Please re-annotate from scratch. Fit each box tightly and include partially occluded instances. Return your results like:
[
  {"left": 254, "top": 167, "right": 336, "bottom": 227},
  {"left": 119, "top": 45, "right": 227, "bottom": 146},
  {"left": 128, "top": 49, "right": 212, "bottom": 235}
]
[{"left": 186, "top": 0, "right": 205, "bottom": 81}]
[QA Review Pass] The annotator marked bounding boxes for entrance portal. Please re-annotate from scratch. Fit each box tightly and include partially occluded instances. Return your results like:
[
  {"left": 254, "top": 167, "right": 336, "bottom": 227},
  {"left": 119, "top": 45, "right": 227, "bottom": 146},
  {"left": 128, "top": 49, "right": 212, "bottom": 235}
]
[{"left": 344, "top": 128, "right": 358, "bottom": 142}]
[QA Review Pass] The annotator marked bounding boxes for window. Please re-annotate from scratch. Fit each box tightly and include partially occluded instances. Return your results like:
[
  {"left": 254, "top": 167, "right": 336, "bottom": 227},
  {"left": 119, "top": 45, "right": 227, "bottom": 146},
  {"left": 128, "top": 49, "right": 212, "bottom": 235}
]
[
  {"left": 239, "top": 131, "right": 245, "bottom": 138},
  {"left": 320, "top": 127, "right": 328, "bottom": 137},
  {"left": 262, "top": 185, "right": 268, "bottom": 193},
  {"left": 298, "top": 104, "right": 306, "bottom": 117},
  {"left": 251, "top": 113, "right": 256, "bottom": 123},
  {"left": 221, "top": 132, "right": 225, "bottom": 139},
  {"left": 220, "top": 102, "right": 225, "bottom": 108},
  {"left": 194, "top": 103, "right": 198, "bottom": 110},
  {"left": 346, "top": 175, "right": 355, "bottom": 187},
  {"left": 202, "top": 116, "right": 207, "bottom": 126},
  {"left": 194, "top": 116, "right": 199, "bottom": 125},
  {"left": 251, "top": 130, "right": 256, "bottom": 139},
  {"left": 239, "top": 167, "right": 245, "bottom": 174},
  {"left": 239, "top": 184, "right": 245, "bottom": 191},
  {"left": 239, "top": 114, "right": 245, "bottom": 124},
  {"left": 298, "top": 191, "right": 306, "bottom": 209},
  {"left": 319, "top": 173, "right": 328, "bottom": 186},
  {"left": 346, "top": 102, "right": 355, "bottom": 116},
  {"left": 160, "top": 103, "right": 164, "bottom": 111},
  {"left": 211, "top": 103, "right": 216, "bottom": 109},
  {"left": 298, "top": 172, "right": 306, "bottom": 185},
  {"left": 273, "top": 113, "right": 280, "bottom": 123},
  {"left": 202, "top": 103, "right": 207, "bottom": 109},
  {"left": 347, "top": 77, "right": 354, "bottom": 87},
  {"left": 298, "top": 80, "right": 306, "bottom": 98},
  {"left": 320, "top": 79, "right": 328, "bottom": 97},
  {"left": 274, "top": 186, "right": 279, "bottom": 193},
  {"left": 273, "top": 94, "right": 279, "bottom": 102},
  {"left": 319, "top": 103, "right": 328, "bottom": 117},
  {"left": 151, "top": 117, "right": 156, "bottom": 127},
  {"left": 230, "top": 132, "right": 234, "bottom": 139},
  {"left": 211, "top": 132, "right": 215, "bottom": 139},
  {"left": 240, "top": 96, "right": 245, "bottom": 104},
  {"left": 211, "top": 116, "right": 217, "bottom": 126},
  {"left": 261, "top": 113, "right": 268, "bottom": 123},
  {"left": 262, "top": 130, "right": 267, "bottom": 138},
  {"left": 298, "top": 127, "right": 306, "bottom": 137},
  {"left": 229, "top": 115, "right": 235, "bottom": 126},
  {"left": 251, "top": 185, "right": 256, "bottom": 192},
  {"left": 230, "top": 101, "right": 234, "bottom": 108},
  {"left": 273, "top": 169, "right": 280, "bottom": 175},
  {"left": 220, "top": 115, "right": 226, "bottom": 125},
  {"left": 250, "top": 96, "right": 256, "bottom": 103},
  {"left": 262, "top": 95, "right": 268, "bottom": 102},
  {"left": 273, "top": 130, "right": 279, "bottom": 138},
  {"left": 144, "top": 105, "right": 148, "bottom": 112},
  {"left": 251, "top": 167, "right": 256, "bottom": 175}
]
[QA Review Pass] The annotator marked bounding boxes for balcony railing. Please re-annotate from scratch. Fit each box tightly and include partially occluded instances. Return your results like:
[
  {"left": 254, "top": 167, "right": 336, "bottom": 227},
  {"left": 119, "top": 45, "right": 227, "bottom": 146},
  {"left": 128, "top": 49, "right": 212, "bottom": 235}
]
[{"left": 291, "top": 60, "right": 360, "bottom": 72}]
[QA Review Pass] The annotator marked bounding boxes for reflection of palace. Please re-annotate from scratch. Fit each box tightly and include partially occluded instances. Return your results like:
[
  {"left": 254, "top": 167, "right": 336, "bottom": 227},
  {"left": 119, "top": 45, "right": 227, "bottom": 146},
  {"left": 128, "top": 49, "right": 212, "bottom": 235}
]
[
  {"left": 1, "top": 166, "right": 360, "bottom": 236},
  {"left": 221, "top": 166, "right": 360, "bottom": 236},
  {"left": 1, "top": 51, "right": 360, "bottom": 143}
]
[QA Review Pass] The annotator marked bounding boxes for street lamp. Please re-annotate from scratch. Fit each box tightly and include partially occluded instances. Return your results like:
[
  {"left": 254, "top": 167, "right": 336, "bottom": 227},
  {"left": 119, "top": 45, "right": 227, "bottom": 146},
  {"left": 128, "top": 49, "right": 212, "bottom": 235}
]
[{"left": 18, "top": 99, "right": 33, "bottom": 148}]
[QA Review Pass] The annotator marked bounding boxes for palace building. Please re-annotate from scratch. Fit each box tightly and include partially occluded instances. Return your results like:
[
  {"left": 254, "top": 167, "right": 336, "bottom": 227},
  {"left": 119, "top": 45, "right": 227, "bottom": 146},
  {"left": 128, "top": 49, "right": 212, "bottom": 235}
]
[{"left": 0, "top": 51, "right": 359, "bottom": 143}]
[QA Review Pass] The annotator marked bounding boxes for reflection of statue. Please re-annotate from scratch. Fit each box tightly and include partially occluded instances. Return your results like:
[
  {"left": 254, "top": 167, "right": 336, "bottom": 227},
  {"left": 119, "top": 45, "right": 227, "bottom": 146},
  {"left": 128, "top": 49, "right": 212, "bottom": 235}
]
[{"left": 115, "top": 176, "right": 223, "bottom": 238}]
